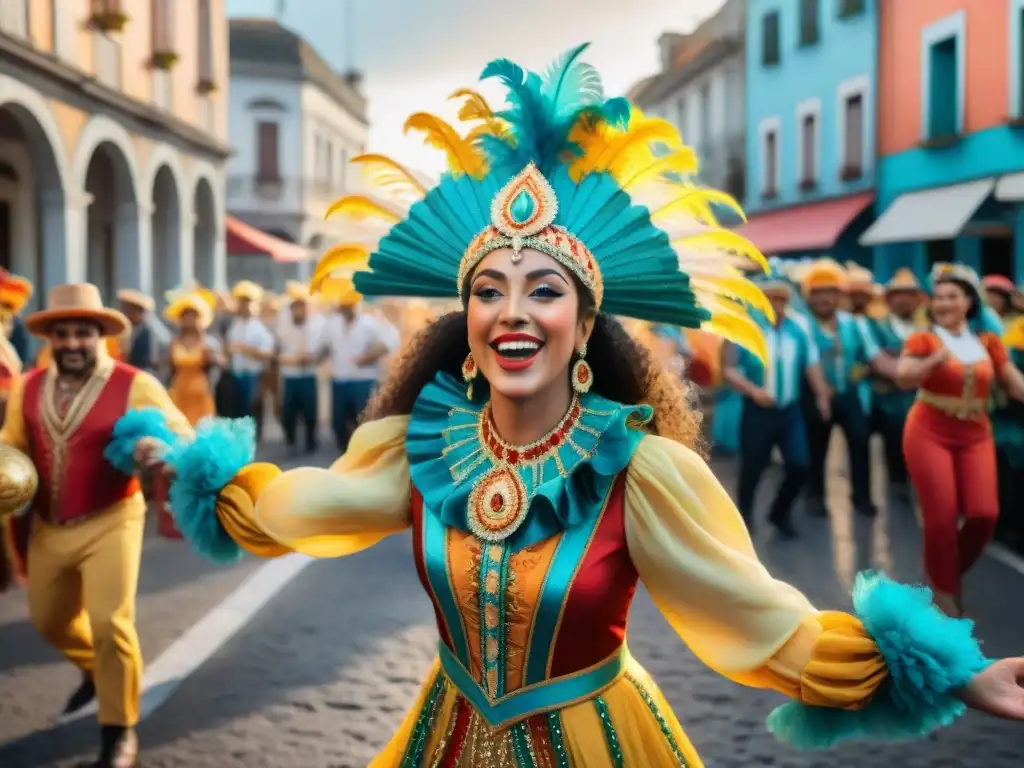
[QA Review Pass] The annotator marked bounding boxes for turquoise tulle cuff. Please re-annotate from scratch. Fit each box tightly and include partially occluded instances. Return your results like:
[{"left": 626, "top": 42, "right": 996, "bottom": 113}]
[
  {"left": 163, "top": 417, "right": 256, "bottom": 564},
  {"left": 767, "top": 571, "right": 992, "bottom": 749},
  {"left": 104, "top": 408, "right": 178, "bottom": 475}
]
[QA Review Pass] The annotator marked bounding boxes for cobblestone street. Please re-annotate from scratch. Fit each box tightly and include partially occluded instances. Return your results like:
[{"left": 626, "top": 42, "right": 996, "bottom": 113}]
[{"left": 1, "top": 439, "right": 1022, "bottom": 767}]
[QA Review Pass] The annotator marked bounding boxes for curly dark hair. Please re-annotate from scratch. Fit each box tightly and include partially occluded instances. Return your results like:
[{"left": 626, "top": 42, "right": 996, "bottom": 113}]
[{"left": 364, "top": 296, "right": 704, "bottom": 452}]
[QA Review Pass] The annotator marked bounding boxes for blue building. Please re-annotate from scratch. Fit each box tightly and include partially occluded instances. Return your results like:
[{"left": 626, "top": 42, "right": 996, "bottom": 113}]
[
  {"left": 862, "top": 1, "right": 1024, "bottom": 285},
  {"left": 740, "top": 0, "right": 877, "bottom": 267}
]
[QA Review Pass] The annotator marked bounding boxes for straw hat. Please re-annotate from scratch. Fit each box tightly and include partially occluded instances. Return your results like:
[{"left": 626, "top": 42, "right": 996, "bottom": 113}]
[
  {"left": 164, "top": 292, "right": 214, "bottom": 329},
  {"left": 800, "top": 259, "right": 848, "bottom": 294},
  {"left": 845, "top": 263, "right": 875, "bottom": 295},
  {"left": 231, "top": 280, "right": 263, "bottom": 303},
  {"left": 26, "top": 284, "right": 129, "bottom": 337},
  {"left": 285, "top": 280, "right": 310, "bottom": 303},
  {"left": 885, "top": 268, "right": 921, "bottom": 294},
  {"left": 320, "top": 276, "right": 362, "bottom": 307},
  {"left": 116, "top": 288, "right": 155, "bottom": 313}
]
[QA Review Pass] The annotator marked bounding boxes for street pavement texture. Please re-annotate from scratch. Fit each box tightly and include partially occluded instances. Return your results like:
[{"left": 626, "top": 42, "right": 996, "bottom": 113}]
[{"left": 1, "top": 434, "right": 1022, "bottom": 767}]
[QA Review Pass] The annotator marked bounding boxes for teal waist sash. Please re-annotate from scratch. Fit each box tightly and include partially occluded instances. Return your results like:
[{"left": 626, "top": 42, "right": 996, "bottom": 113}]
[{"left": 437, "top": 640, "right": 627, "bottom": 728}]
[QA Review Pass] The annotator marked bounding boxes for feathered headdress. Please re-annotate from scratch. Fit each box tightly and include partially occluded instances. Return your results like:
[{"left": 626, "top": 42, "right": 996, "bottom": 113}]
[{"left": 312, "top": 43, "right": 772, "bottom": 360}]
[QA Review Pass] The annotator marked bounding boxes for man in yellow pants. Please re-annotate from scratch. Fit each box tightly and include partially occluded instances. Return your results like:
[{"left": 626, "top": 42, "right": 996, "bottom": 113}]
[{"left": 0, "top": 284, "right": 192, "bottom": 768}]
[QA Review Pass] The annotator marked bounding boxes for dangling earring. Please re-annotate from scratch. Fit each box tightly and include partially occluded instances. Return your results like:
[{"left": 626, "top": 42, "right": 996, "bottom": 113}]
[
  {"left": 571, "top": 344, "right": 593, "bottom": 394},
  {"left": 462, "top": 353, "right": 478, "bottom": 400}
]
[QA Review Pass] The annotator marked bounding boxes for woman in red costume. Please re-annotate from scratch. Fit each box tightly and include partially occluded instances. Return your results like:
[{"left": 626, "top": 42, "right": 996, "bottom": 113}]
[{"left": 899, "top": 263, "right": 1024, "bottom": 616}]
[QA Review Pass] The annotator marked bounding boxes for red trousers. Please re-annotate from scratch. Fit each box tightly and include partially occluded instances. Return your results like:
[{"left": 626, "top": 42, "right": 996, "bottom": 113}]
[{"left": 903, "top": 403, "right": 998, "bottom": 595}]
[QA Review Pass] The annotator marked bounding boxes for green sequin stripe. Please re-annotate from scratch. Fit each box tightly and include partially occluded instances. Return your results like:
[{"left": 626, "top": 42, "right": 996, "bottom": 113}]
[
  {"left": 511, "top": 722, "right": 537, "bottom": 768},
  {"left": 546, "top": 711, "right": 571, "bottom": 768},
  {"left": 626, "top": 673, "right": 689, "bottom": 766},
  {"left": 399, "top": 673, "right": 447, "bottom": 768},
  {"left": 478, "top": 544, "right": 512, "bottom": 698},
  {"left": 593, "top": 696, "right": 624, "bottom": 768}
]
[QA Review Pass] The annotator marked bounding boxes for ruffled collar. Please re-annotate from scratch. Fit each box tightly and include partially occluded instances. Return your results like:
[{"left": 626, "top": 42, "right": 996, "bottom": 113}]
[{"left": 407, "top": 372, "right": 652, "bottom": 550}]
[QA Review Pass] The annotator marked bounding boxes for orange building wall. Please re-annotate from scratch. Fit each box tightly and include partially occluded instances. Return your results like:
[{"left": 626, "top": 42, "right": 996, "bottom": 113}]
[{"left": 879, "top": 0, "right": 1010, "bottom": 157}]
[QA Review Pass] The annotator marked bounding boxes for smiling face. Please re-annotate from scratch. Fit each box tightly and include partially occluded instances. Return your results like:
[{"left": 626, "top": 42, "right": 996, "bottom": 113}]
[
  {"left": 466, "top": 247, "right": 594, "bottom": 402},
  {"left": 49, "top": 319, "right": 102, "bottom": 376},
  {"left": 932, "top": 280, "right": 974, "bottom": 328}
]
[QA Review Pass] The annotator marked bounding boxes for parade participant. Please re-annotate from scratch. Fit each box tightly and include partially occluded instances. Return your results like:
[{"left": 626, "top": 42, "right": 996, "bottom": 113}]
[
  {"left": 723, "top": 265, "right": 830, "bottom": 537},
  {"left": 799, "top": 259, "right": 895, "bottom": 518},
  {"left": 863, "top": 269, "right": 924, "bottom": 495},
  {"left": 0, "top": 270, "right": 28, "bottom": 592},
  {"left": 0, "top": 268, "right": 32, "bottom": 366},
  {"left": 116, "top": 290, "right": 159, "bottom": 373},
  {"left": 0, "top": 283, "right": 192, "bottom": 767},
  {"left": 995, "top": 314, "right": 1024, "bottom": 548},
  {"left": 166, "top": 49, "right": 1024, "bottom": 766},
  {"left": 277, "top": 282, "right": 322, "bottom": 453},
  {"left": 165, "top": 289, "right": 222, "bottom": 425},
  {"left": 845, "top": 264, "right": 876, "bottom": 318},
  {"left": 899, "top": 263, "right": 1024, "bottom": 617},
  {"left": 255, "top": 292, "right": 283, "bottom": 443},
  {"left": 982, "top": 274, "right": 1019, "bottom": 325},
  {"left": 316, "top": 279, "right": 395, "bottom": 451},
  {"left": 225, "top": 280, "right": 274, "bottom": 424}
]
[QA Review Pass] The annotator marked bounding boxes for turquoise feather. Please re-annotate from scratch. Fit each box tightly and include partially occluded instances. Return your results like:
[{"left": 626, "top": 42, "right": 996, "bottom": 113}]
[
  {"left": 352, "top": 46, "right": 721, "bottom": 331},
  {"left": 104, "top": 407, "right": 178, "bottom": 476},
  {"left": 766, "top": 571, "right": 991, "bottom": 750},
  {"left": 163, "top": 417, "right": 256, "bottom": 564}
]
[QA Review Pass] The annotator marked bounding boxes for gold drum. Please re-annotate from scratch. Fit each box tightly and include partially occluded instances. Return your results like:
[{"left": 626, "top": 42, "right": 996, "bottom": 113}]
[{"left": 0, "top": 445, "right": 38, "bottom": 519}]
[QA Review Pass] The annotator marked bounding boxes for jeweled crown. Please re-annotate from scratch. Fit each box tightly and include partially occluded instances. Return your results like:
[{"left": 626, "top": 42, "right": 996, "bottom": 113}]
[{"left": 457, "top": 164, "right": 603, "bottom": 307}]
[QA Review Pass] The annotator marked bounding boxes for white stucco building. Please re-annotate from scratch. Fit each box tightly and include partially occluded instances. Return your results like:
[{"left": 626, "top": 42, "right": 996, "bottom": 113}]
[
  {"left": 225, "top": 19, "right": 368, "bottom": 286},
  {"left": 629, "top": 0, "right": 747, "bottom": 201}
]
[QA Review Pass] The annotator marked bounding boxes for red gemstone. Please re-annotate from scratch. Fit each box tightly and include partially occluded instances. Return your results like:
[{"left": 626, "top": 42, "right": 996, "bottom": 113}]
[
  {"left": 507, "top": 450, "right": 520, "bottom": 464},
  {"left": 494, "top": 445, "right": 504, "bottom": 460},
  {"left": 578, "top": 367, "right": 590, "bottom": 383},
  {"left": 549, "top": 433, "right": 560, "bottom": 447},
  {"left": 490, "top": 494, "right": 504, "bottom": 513}
]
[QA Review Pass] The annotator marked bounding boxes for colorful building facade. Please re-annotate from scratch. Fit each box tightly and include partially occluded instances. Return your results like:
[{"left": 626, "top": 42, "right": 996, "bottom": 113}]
[
  {"left": 865, "top": 0, "right": 1024, "bottom": 282},
  {"left": 740, "top": 0, "right": 877, "bottom": 265}
]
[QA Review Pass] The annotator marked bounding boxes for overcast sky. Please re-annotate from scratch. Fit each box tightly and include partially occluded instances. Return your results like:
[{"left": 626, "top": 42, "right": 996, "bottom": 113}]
[{"left": 226, "top": 0, "right": 726, "bottom": 171}]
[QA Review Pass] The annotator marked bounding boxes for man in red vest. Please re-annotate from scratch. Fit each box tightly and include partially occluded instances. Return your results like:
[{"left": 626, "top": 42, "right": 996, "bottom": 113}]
[{"left": 0, "top": 284, "right": 192, "bottom": 768}]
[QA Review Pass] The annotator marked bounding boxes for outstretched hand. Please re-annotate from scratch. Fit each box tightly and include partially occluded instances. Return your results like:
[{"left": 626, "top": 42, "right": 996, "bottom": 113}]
[{"left": 960, "top": 657, "right": 1024, "bottom": 720}]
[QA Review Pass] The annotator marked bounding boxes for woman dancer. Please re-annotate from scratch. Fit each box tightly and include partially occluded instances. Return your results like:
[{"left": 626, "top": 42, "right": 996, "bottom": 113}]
[
  {"left": 899, "top": 263, "right": 1024, "bottom": 616},
  {"left": 167, "top": 49, "right": 1024, "bottom": 766},
  {"left": 165, "top": 290, "right": 222, "bottom": 426}
]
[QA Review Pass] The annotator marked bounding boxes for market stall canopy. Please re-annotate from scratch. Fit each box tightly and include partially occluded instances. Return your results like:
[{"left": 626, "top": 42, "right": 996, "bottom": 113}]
[
  {"left": 225, "top": 215, "right": 310, "bottom": 262},
  {"left": 859, "top": 178, "right": 994, "bottom": 246},
  {"left": 995, "top": 172, "right": 1024, "bottom": 201},
  {"left": 735, "top": 192, "right": 873, "bottom": 255}
]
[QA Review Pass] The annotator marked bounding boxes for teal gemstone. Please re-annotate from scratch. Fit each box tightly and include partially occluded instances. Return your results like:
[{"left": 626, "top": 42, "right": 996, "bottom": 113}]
[{"left": 509, "top": 188, "right": 537, "bottom": 224}]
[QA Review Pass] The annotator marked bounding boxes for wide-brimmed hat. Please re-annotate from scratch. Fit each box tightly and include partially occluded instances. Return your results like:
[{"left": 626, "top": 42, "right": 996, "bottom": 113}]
[
  {"left": 982, "top": 274, "right": 1016, "bottom": 296},
  {"left": 116, "top": 288, "right": 155, "bottom": 313},
  {"left": 165, "top": 292, "right": 214, "bottom": 329},
  {"left": 885, "top": 268, "right": 922, "bottom": 294},
  {"left": 285, "top": 280, "right": 310, "bottom": 304},
  {"left": 799, "top": 259, "right": 847, "bottom": 294},
  {"left": 26, "top": 284, "right": 130, "bottom": 337},
  {"left": 845, "top": 263, "right": 875, "bottom": 295},
  {"left": 231, "top": 280, "right": 263, "bottom": 303}
]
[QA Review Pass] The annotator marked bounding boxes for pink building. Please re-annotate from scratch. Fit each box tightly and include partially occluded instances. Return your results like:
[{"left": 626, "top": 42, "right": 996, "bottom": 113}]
[{"left": 864, "top": 0, "right": 1024, "bottom": 282}]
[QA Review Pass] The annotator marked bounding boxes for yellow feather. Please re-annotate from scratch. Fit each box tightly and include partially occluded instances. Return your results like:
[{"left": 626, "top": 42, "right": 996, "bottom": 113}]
[
  {"left": 311, "top": 244, "right": 370, "bottom": 293},
  {"left": 590, "top": 117, "right": 683, "bottom": 175},
  {"left": 703, "top": 313, "right": 769, "bottom": 365},
  {"left": 449, "top": 88, "right": 496, "bottom": 123},
  {"left": 673, "top": 229, "right": 770, "bottom": 274},
  {"left": 403, "top": 112, "right": 488, "bottom": 179},
  {"left": 350, "top": 154, "right": 428, "bottom": 200},
  {"left": 617, "top": 149, "right": 699, "bottom": 190},
  {"left": 324, "top": 195, "right": 403, "bottom": 225},
  {"left": 690, "top": 276, "right": 775, "bottom": 321},
  {"left": 651, "top": 187, "right": 747, "bottom": 224}
]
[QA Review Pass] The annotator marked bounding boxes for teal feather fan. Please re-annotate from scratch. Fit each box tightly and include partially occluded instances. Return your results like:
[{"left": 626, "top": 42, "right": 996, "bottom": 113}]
[{"left": 314, "top": 43, "right": 773, "bottom": 359}]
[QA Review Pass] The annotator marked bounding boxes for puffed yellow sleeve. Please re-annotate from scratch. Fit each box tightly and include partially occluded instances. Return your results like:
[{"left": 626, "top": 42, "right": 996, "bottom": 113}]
[
  {"left": 128, "top": 370, "right": 194, "bottom": 440},
  {"left": 0, "top": 376, "right": 29, "bottom": 453},
  {"left": 624, "top": 434, "right": 887, "bottom": 709},
  {"left": 215, "top": 415, "right": 412, "bottom": 559}
]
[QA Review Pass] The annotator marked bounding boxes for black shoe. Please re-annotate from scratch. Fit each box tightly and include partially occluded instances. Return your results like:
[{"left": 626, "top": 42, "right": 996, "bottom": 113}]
[
  {"left": 769, "top": 512, "right": 799, "bottom": 539},
  {"left": 62, "top": 674, "right": 96, "bottom": 716},
  {"left": 94, "top": 725, "right": 139, "bottom": 768},
  {"left": 805, "top": 498, "right": 829, "bottom": 518},
  {"left": 855, "top": 502, "right": 877, "bottom": 518}
]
